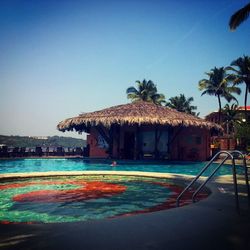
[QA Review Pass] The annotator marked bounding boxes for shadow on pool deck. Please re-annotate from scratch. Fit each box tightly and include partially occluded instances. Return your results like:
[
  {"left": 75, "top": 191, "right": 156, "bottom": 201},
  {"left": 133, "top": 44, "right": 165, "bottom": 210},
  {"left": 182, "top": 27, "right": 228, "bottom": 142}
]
[{"left": 0, "top": 174, "right": 250, "bottom": 250}]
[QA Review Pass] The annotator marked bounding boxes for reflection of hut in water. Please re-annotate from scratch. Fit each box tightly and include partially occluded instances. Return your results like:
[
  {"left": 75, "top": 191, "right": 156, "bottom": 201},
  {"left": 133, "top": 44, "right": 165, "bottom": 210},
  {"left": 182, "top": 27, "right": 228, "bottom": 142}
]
[{"left": 57, "top": 101, "right": 221, "bottom": 161}]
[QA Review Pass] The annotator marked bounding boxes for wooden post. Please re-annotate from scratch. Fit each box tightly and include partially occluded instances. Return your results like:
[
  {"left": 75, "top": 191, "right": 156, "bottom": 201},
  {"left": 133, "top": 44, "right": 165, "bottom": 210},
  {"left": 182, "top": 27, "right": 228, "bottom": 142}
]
[
  {"left": 154, "top": 126, "right": 159, "bottom": 160},
  {"left": 109, "top": 125, "right": 114, "bottom": 159},
  {"left": 135, "top": 125, "right": 140, "bottom": 160},
  {"left": 117, "top": 125, "right": 120, "bottom": 159},
  {"left": 168, "top": 123, "right": 183, "bottom": 155}
]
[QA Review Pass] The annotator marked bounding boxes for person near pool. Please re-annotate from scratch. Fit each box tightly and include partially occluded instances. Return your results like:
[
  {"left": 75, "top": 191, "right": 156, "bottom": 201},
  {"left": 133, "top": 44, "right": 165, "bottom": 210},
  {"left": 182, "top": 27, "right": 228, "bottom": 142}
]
[{"left": 111, "top": 161, "right": 117, "bottom": 166}]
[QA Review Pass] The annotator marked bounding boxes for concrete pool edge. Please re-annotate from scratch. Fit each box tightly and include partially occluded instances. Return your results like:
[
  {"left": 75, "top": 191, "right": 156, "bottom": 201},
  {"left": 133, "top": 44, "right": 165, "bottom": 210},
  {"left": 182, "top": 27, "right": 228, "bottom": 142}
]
[{"left": 0, "top": 170, "right": 206, "bottom": 180}]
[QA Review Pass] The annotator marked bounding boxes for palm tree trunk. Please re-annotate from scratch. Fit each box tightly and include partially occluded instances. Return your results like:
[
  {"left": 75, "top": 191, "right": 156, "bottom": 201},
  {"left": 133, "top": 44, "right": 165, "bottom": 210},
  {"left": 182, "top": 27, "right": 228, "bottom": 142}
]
[{"left": 217, "top": 95, "right": 222, "bottom": 124}]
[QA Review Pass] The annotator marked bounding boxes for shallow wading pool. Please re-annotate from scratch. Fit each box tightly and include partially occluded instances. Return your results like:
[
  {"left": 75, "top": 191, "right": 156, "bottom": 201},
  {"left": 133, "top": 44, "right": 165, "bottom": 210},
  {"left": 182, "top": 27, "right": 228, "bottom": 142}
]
[{"left": 0, "top": 175, "right": 210, "bottom": 224}]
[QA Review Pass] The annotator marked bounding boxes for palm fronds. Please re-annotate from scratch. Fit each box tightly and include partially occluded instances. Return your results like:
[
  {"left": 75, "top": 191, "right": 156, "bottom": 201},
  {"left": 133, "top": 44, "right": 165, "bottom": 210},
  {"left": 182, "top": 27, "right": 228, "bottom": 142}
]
[
  {"left": 198, "top": 66, "right": 241, "bottom": 124},
  {"left": 126, "top": 79, "right": 166, "bottom": 105},
  {"left": 229, "top": 3, "right": 250, "bottom": 30}
]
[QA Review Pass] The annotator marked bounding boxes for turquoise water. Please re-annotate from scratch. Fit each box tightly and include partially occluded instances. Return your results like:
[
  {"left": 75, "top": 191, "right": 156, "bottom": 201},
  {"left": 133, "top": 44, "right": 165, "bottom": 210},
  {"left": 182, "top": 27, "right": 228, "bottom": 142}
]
[
  {"left": 0, "top": 175, "right": 189, "bottom": 223},
  {"left": 0, "top": 158, "right": 244, "bottom": 176}
]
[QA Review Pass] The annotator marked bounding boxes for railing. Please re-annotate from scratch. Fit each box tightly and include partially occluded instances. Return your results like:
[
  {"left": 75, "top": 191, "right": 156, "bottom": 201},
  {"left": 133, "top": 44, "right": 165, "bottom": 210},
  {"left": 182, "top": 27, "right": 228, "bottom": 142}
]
[
  {"left": 176, "top": 150, "right": 250, "bottom": 211},
  {"left": 230, "top": 151, "right": 250, "bottom": 206},
  {"left": 246, "top": 153, "right": 250, "bottom": 164}
]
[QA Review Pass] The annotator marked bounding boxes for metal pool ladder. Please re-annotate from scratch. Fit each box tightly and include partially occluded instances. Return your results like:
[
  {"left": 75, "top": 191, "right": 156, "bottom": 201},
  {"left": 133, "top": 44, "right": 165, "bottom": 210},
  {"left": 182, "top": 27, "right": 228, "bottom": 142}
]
[{"left": 176, "top": 150, "right": 250, "bottom": 212}]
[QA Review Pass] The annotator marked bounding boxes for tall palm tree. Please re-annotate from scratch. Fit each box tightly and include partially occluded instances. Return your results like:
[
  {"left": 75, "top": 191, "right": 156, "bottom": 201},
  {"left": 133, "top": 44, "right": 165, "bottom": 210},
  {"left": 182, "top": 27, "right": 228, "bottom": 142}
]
[
  {"left": 126, "top": 79, "right": 166, "bottom": 105},
  {"left": 229, "top": 2, "right": 250, "bottom": 31},
  {"left": 166, "top": 94, "right": 198, "bottom": 116},
  {"left": 198, "top": 67, "right": 241, "bottom": 124},
  {"left": 226, "top": 56, "right": 250, "bottom": 121}
]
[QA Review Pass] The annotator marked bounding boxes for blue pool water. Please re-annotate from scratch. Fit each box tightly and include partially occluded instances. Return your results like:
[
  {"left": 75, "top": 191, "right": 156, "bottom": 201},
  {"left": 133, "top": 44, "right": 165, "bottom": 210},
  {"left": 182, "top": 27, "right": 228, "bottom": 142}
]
[
  {"left": 0, "top": 175, "right": 206, "bottom": 223},
  {"left": 0, "top": 158, "right": 244, "bottom": 176}
]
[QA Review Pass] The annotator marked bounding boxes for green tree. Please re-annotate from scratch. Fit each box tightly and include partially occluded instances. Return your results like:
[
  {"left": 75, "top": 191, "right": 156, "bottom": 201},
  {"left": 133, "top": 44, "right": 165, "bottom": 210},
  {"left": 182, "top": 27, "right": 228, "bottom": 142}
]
[
  {"left": 226, "top": 55, "right": 250, "bottom": 121},
  {"left": 229, "top": 2, "right": 250, "bottom": 30},
  {"left": 222, "top": 103, "right": 241, "bottom": 135},
  {"left": 166, "top": 94, "right": 199, "bottom": 116},
  {"left": 198, "top": 67, "right": 241, "bottom": 124},
  {"left": 234, "top": 122, "right": 250, "bottom": 151},
  {"left": 126, "top": 79, "right": 166, "bottom": 105}
]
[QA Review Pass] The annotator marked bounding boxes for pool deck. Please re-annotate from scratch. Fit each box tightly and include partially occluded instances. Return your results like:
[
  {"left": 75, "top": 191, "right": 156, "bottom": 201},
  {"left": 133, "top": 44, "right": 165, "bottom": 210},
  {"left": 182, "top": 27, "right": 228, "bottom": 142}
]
[{"left": 0, "top": 171, "right": 250, "bottom": 250}]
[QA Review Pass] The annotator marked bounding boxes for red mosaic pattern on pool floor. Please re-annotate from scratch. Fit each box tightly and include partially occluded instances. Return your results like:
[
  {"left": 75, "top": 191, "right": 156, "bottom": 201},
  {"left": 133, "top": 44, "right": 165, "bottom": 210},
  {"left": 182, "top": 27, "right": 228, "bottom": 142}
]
[{"left": 1, "top": 181, "right": 126, "bottom": 203}]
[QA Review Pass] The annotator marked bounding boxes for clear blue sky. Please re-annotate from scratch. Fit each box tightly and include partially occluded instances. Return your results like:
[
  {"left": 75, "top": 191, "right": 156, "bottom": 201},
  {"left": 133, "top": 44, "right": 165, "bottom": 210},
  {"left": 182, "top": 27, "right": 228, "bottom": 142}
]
[{"left": 0, "top": 0, "right": 249, "bottom": 139}]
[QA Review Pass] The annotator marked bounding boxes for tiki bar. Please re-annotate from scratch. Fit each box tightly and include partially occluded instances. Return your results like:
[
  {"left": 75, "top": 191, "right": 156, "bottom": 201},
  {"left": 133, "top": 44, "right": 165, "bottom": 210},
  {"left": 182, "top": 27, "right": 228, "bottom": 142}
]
[{"left": 57, "top": 101, "right": 221, "bottom": 161}]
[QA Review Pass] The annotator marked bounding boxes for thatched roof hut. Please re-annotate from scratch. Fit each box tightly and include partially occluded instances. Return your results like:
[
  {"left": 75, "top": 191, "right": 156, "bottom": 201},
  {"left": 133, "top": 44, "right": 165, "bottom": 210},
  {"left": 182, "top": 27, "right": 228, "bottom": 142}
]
[{"left": 57, "top": 101, "right": 221, "bottom": 132}]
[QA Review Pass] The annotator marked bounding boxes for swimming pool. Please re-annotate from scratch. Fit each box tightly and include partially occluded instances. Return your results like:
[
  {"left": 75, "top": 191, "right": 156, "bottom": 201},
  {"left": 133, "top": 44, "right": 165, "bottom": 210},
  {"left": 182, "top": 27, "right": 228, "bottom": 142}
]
[
  {"left": 0, "top": 158, "right": 244, "bottom": 176},
  {"left": 0, "top": 175, "right": 209, "bottom": 224}
]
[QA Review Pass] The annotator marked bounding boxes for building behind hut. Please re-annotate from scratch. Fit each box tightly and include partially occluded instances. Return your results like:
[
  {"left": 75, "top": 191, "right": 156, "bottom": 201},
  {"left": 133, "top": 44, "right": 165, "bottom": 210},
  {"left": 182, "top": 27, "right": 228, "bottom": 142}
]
[{"left": 205, "top": 106, "right": 250, "bottom": 151}]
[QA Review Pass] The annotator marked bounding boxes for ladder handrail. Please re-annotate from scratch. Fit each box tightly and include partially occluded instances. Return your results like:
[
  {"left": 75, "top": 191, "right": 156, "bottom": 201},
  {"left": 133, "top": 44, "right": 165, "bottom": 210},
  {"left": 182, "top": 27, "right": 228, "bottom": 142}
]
[
  {"left": 176, "top": 151, "right": 234, "bottom": 207},
  {"left": 246, "top": 152, "right": 250, "bottom": 164},
  {"left": 231, "top": 151, "right": 250, "bottom": 204},
  {"left": 216, "top": 151, "right": 248, "bottom": 204},
  {"left": 191, "top": 154, "right": 232, "bottom": 202},
  {"left": 177, "top": 150, "right": 250, "bottom": 211},
  {"left": 192, "top": 150, "right": 250, "bottom": 209}
]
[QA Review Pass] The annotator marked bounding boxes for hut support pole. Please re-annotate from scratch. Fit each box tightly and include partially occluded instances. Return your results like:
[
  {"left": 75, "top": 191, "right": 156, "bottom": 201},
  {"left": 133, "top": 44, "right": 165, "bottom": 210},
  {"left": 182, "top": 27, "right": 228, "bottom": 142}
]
[
  {"left": 154, "top": 126, "right": 159, "bottom": 160},
  {"left": 167, "top": 124, "right": 183, "bottom": 156},
  {"left": 117, "top": 125, "right": 120, "bottom": 159},
  {"left": 108, "top": 125, "right": 114, "bottom": 159},
  {"left": 135, "top": 125, "right": 140, "bottom": 160}
]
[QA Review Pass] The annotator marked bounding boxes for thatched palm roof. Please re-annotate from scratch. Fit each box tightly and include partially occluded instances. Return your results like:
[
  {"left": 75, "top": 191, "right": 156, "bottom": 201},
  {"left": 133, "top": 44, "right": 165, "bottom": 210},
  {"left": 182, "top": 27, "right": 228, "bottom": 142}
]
[{"left": 57, "top": 101, "right": 221, "bottom": 132}]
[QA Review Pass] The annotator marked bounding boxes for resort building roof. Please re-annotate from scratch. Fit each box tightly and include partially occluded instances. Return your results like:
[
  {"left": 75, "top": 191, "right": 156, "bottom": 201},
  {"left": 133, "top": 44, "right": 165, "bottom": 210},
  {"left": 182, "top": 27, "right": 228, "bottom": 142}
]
[{"left": 57, "top": 101, "right": 221, "bottom": 133}]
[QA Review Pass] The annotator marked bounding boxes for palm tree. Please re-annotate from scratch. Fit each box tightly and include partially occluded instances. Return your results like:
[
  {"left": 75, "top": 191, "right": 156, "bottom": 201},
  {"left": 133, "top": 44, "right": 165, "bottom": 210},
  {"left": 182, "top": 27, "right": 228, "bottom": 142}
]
[
  {"left": 226, "top": 56, "right": 250, "bottom": 121},
  {"left": 198, "top": 67, "right": 241, "bottom": 124},
  {"left": 151, "top": 93, "right": 166, "bottom": 105},
  {"left": 222, "top": 103, "right": 241, "bottom": 135},
  {"left": 166, "top": 94, "right": 198, "bottom": 116},
  {"left": 126, "top": 79, "right": 166, "bottom": 105},
  {"left": 229, "top": 2, "right": 250, "bottom": 31}
]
